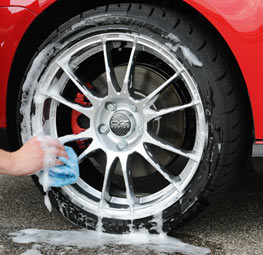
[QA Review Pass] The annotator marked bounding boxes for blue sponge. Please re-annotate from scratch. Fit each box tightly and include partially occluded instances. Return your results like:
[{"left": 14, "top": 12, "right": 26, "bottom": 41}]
[
  {"left": 49, "top": 146, "right": 79, "bottom": 187},
  {"left": 39, "top": 146, "right": 80, "bottom": 188}
]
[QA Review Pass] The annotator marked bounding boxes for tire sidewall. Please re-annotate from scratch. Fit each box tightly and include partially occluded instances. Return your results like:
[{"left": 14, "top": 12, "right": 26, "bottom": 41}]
[{"left": 19, "top": 7, "right": 225, "bottom": 233}]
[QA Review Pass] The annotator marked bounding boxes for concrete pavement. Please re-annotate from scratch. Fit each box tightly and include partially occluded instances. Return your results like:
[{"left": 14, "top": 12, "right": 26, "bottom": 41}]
[{"left": 1, "top": 161, "right": 263, "bottom": 254}]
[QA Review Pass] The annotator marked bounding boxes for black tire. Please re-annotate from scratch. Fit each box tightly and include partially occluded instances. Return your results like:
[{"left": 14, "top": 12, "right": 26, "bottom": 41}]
[{"left": 18, "top": 3, "right": 247, "bottom": 233}]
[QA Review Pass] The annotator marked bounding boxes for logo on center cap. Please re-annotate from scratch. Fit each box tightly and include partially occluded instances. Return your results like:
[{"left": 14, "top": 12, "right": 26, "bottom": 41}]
[{"left": 110, "top": 113, "right": 131, "bottom": 136}]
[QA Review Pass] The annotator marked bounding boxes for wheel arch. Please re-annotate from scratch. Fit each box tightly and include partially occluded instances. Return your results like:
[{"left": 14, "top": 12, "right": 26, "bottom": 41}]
[
  {"left": 163, "top": 0, "right": 254, "bottom": 145},
  {"left": 6, "top": 0, "right": 253, "bottom": 151},
  {"left": 7, "top": 0, "right": 253, "bottom": 232}
]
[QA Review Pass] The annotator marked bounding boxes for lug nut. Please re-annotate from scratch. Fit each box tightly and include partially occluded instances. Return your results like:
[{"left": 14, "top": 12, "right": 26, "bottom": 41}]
[
  {"left": 105, "top": 102, "right": 117, "bottom": 111},
  {"left": 117, "top": 139, "right": 128, "bottom": 150},
  {"left": 129, "top": 104, "right": 137, "bottom": 112},
  {"left": 98, "top": 124, "right": 109, "bottom": 135}
]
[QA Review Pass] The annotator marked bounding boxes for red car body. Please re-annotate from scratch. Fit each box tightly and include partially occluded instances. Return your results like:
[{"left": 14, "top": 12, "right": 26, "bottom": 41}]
[
  {"left": 1, "top": 0, "right": 263, "bottom": 232},
  {"left": 0, "top": 0, "right": 263, "bottom": 147}
]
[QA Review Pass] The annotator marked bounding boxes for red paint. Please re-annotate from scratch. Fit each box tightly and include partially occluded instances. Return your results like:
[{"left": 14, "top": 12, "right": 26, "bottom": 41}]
[
  {"left": 0, "top": 0, "right": 263, "bottom": 139},
  {"left": 0, "top": 0, "right": 56, "bottom": 14},
  {"left": 0, "top": 0, "right": 55, "bottom": 127},
  {"left": 0, "top": 6, "right": 37, "bottom": 127},
  {"left": 184, "top": 0, "right": 263, "bottom": 138}
]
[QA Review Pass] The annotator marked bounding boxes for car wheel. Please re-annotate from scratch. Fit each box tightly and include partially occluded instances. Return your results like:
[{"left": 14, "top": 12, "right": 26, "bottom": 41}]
[{"left": 18, "top": 4, "right": 246, "bottom": 233}]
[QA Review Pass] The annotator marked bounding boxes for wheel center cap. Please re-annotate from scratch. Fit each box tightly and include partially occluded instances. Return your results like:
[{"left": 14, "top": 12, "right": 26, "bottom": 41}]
[{"left": 110, "top": 112, "right": 132, "bottom": 137}]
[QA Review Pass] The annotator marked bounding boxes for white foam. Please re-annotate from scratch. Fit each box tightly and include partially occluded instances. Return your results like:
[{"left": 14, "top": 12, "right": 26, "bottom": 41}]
[
  {"left": 165, "top": 34, "right": 203, "bottom": 67},
  {"left": 167, "top": 33, "right": 180, "bottom": 43},
  {"left": 178, "top": 45, "right": 203, "bottom": 67},
  {"left": 165, "top": 42, "right": 179, "bottom": 53},
  {"left": 37, "top": 136, "right": 58, "bottom": 168},
  {"left": 10, "top": 228, "right": 210, "bottom": 255},
  {"left": 36, "top": 135, "right": 64, "bottom": 212},
  {"left": 20, "top": 43, "right": 58, "bottom": 143},
  {"left": 20, "top": 244, "right": 42, "bottom": 255},
  {"left": 44, "top": 193, "right": 52, "bottom": 213}
]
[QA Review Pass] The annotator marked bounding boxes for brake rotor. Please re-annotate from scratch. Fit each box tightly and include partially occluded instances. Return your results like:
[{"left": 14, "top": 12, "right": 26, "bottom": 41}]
[{"left": 89, "top": 65, "right": 186, "bottom": 178}]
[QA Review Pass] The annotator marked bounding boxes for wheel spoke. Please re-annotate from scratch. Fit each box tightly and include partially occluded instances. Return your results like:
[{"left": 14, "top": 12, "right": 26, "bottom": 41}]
[
  {"left": 59, "top": 129, "right": 93, "bottom": 144},
  {"left": 121, "top": 38, "right": 138, "bottom": 96},
  {"left": 102, "top": 37, "right": 120, "bottom": 97},
  {"left": 139, "top": 69, "right": 183, "bottom": 109},
  {"left": 138, "top": 144, "right": 182, "bottom": 191},
  {"left": 29, "top": 31, "right": 209, "bottom": 220},
  {"left": 47, "top": 92, "right": 93, "bottom": 118},
  {"left": 78, "top": 141, "right": 100, "bottom": 163},
  {"left": 143, "top": 132, "right": 199, "bottom": 162},
  {"left": 99, "top": 154, "right": 118, "bottom": 210},
  {"left": 56, "top": 59, "right": 101, "bottom": 106},
  {"left": 119, "top": 154, "right": 138, "bottom": 213},
  {"left": 144, "top": 100, "right": 199, "bottom": 122}
]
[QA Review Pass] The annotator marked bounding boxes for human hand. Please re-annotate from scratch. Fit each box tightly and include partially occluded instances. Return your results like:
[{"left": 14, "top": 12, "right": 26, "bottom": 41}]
[
  {"left": 38, "top": 146, "right": 79, "bottom": 189},
  {"left": 9, "top": 136, "right": 67, "bottom": 176}
]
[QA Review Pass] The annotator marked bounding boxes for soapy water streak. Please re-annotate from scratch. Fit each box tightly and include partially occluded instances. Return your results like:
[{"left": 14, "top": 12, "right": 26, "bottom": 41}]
[
  {"left": 10, "top": 228, "right": 210, "bottom": 255},
  {"left": 10, "top": 197, "right": 210, "bottom": 254},
  {"left": 36, "top": 136, "right": 61, "bottom": 212}
]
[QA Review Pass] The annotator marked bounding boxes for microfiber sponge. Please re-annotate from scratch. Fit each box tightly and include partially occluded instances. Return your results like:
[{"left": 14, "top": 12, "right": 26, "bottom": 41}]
[{"left": 39, "top": 146, "right": 79, "bottom": 188}]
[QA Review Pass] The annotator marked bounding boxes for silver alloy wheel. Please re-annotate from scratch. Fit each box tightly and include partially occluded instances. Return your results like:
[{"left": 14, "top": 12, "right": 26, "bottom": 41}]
[{"left": 31, "top": 33, "right": 207, "bottom": 220}]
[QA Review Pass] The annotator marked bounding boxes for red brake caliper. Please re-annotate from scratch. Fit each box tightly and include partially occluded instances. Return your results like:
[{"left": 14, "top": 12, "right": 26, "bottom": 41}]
[{"left": 71, "top": 82, "right": 93, "bottom": 150}]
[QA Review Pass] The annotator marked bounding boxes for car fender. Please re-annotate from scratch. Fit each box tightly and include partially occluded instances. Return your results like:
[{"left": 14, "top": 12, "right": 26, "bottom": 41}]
[
  {"left": 0, "top": 7, "right": 37, "bottom": 127},
  {"left": 0, "top": 0, "right": 55, "bottom": 128},
  {"left": 185, "top": 0, "right": 263, "bottom": 140},
  {"left": 0, "top": 0, "right": 56, "bottom": 14}
]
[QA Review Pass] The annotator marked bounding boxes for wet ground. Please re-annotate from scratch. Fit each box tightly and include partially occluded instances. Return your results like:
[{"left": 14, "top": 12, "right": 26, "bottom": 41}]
[{"left": 1, "top": 160, "right": 263, "bottom": 255}]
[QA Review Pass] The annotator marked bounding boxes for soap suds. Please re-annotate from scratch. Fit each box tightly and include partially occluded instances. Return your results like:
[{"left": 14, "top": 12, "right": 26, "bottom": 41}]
[
  {"left": 20, "top": 43, "right": 60, "bottom": 143},
  {"left": 10, "top": 214, "right": 210, "bottom": 255},
  {"left": 10, "top": 228, "right": 210, "bottom": 255},
  {"left": 165, "top": 33, "right": 203, "bottom": 67},
  {"left": 178, "top": 45, "right": 203, "bottom": 67},
  {"left": 20, "top": 244, "right": 42, "bottom": 255},
  {"left": 167, "top": 33, "right": 180, "bottom": 43},
  {"left": 36, "top": 136, "right": 63, "bottom": 212},
  {"left": 44, "top": 194, "right": 52, "bottom": 212}
]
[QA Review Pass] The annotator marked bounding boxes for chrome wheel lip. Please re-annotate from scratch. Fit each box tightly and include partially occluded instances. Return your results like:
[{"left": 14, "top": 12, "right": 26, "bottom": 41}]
[{"left": 22, "top": 32, "right": 207, "bottom": 220}]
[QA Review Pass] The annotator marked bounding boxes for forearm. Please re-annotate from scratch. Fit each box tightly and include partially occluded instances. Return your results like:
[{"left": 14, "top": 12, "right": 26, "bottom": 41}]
[{"left": 0, "top": 149, "right": 13, "bottom": 175}]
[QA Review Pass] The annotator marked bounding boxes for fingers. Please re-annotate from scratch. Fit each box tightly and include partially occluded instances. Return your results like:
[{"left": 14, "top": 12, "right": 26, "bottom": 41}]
[
  {"left": 35, "top": 136, "right": 64, "bottom": 149},
  {"left": 58, "top": 156, "right": 72, "bottom": 167},
  {"left": 48, "top": 142, "right": 68, "bottom": 159},
  {"left": 43, "top": 139, "right": 68, "bottom": 157},
  {"left": 44, "top": 147, "right": 68, "bottom": 163},
  {"left": 35, "top": 136, "right": 69, "bottom": 160},
  {"left": 57, "top": 148, "right": 68, "bottom": 158},
  {"left": 46, "top": 139, "right": 65, "bottom": 151},
  {"left": 56, "top": 159, "right": 63, "bottom": 166},
  {"left": 48, "top": 146, "right": 68, "bottom": 159}
]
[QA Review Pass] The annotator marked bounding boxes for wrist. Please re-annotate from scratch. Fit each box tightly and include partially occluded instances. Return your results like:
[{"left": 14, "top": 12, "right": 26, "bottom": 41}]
[
  {"left": 8, "top": 152, "right": 17, "bottom": 175},
  {"left": 0, "top": 150, "right": 15, "bottom": 175}
]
